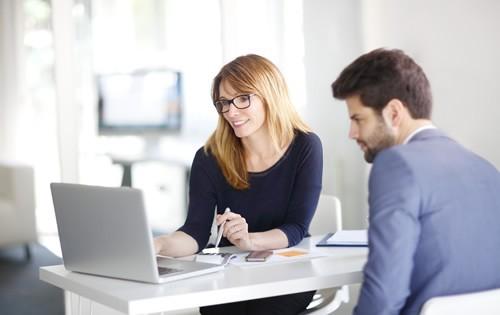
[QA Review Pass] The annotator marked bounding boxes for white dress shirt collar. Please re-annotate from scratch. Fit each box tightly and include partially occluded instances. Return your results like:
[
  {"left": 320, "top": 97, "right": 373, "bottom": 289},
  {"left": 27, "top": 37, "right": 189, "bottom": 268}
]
[{"left": 403, "top": 125, "right": 436, "bottom": 144}]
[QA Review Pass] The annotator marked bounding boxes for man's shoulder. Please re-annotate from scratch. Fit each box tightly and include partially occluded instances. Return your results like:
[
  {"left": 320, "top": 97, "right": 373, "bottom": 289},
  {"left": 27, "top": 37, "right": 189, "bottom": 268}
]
[
  {"left": 369, "top": 138, "right": 436, "bottom": 184},
  {"left": 375, "top": 129, "right": 452, "bottom": 164},
  {"left": 373, "top": 128, "right": 499, "bottom": 182}
]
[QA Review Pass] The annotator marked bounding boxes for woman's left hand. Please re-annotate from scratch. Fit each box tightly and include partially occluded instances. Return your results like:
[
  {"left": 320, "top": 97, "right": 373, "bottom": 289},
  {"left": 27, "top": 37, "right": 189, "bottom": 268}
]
[{"left": 217, "top": 211, "right": 253, "bottom": 251}]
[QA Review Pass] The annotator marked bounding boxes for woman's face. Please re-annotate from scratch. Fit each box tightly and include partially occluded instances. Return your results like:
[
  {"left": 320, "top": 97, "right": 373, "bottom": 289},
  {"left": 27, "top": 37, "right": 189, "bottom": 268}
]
[{"left": 218, "top": 80, "right": 267, "bottom": 140}]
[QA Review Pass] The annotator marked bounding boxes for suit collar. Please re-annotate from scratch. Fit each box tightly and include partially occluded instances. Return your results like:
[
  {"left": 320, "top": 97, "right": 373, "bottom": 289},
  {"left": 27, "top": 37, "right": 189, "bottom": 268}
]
[
  {"left": 403, "top": 125, "right": 437, "bottom": 144},
  {"left": 408, "top": 128, "right": 448, "bottom": 143}
]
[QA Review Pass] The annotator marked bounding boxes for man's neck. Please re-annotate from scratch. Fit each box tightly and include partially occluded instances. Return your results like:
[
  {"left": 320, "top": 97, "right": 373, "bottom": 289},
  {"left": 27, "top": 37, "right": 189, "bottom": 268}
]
[{"left": 396, "top": 119, "right": 433, "bottom": 145}]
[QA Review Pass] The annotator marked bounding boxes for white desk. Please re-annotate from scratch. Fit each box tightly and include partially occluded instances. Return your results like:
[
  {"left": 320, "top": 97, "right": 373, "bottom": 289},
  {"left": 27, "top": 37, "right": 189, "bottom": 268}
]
[
  {"left": 108, "top": 137, "right": 201, "bottom": 217},
  {"left": 40, "top": 236, "right": 367, "bottom": 315}
]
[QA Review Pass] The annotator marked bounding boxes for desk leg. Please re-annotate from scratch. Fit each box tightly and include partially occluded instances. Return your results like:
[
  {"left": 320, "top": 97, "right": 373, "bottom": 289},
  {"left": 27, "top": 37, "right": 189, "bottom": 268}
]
[
  {"left": 64, "top": 290, "right": 199, "bottom": 315},
  {"left": 64, "top": 291, "right": 72, "bottom": 315},
  {"left": 66, "top": 292, "right": 92, "bottom": 315},
  {"left": 64, "top": 290, "right": 127, "bottom": 315}
]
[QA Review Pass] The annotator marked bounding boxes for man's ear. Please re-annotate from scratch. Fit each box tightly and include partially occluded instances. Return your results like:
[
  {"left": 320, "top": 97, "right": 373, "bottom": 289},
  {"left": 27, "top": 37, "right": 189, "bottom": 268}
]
[{"left": 383, "top": 99, "right": 406, "bottom": 127}]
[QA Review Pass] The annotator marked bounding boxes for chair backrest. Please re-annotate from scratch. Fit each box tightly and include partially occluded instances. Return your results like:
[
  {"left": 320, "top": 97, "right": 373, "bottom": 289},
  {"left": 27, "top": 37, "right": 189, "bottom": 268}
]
[
  {"left": 0, "top": 161, "right": 37, "bottom": 245},
  {"left": 308, "top": 194, "right": 342, "bottom": 235},
  {"left": 301, "top": 195, "right": 347, "bottom": 315},
  {"left": 420, "top": 288, "right": 500, "bottom": 315}
]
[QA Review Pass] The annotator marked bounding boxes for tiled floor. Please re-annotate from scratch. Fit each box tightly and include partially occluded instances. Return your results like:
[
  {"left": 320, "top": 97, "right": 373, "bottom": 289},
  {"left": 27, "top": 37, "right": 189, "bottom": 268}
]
[{"left": 0, "top": 243, "right": 64, "bottom": 315}]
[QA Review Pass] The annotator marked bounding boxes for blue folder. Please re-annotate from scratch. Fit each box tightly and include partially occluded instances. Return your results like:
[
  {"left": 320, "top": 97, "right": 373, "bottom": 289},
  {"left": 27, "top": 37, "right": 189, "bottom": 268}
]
[{"left": 316, "top": 231, "right": 368, "bottom": 247}]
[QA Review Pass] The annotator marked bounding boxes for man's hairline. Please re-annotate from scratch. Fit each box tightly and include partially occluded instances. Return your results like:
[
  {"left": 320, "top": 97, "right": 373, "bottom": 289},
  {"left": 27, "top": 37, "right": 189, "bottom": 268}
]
[{"left": 340, "top": 93, "right": 386, "bottom": 118}]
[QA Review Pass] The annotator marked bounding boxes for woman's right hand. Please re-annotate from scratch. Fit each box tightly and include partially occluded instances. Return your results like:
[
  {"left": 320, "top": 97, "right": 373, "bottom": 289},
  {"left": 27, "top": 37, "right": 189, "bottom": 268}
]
[{"left": 219, "top": 211, "right": 254, "bottom": 251}]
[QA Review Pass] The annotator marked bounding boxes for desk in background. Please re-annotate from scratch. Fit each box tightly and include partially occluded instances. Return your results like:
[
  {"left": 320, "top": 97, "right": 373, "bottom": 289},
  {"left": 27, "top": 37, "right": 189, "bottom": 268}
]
[
  {"left": 108, "top": 138, "right": 201, "bottom": 215},
  {"left": 39, "top": 236, "right": 367, "bottom": 315},
  {"left": 109, "top": 139, "right": 198, "bottom": 188}
]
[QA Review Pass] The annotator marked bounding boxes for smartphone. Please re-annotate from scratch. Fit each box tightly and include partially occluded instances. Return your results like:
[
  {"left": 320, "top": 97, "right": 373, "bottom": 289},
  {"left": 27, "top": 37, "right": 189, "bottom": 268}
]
[{"left": 245, "top": 250, "right": 273, "bottom": 262}]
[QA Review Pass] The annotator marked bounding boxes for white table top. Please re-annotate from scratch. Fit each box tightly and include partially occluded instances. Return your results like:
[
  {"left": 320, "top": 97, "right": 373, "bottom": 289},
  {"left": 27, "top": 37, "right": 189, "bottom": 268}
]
[{"left": 40, "top": 236, "right": 367, "bottom": 314}]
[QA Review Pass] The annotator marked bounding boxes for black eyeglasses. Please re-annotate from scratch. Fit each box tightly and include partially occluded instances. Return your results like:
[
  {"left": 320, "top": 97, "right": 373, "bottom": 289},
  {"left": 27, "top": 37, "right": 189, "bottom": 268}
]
[{"left": 214, "top": 94, "right": 256, "bottom": 114}]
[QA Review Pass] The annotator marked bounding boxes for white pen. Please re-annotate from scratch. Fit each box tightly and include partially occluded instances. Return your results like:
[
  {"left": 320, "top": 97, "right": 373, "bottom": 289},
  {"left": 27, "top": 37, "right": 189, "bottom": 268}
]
[{"left": 215, "top": 207, "right": 231, "bottom": 250}]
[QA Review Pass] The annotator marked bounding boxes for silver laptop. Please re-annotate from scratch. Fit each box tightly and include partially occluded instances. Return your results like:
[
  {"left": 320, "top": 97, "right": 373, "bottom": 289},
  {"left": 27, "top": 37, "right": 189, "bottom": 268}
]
[{"left": 50, "top": 183, "right": 224, "bottom": 283}]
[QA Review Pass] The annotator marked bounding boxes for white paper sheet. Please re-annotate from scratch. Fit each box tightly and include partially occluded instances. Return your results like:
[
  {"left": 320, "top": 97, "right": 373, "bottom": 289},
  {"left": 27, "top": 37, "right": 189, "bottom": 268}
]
[{"left": 326, "top": 229, "right": 368, "bottom": 246}]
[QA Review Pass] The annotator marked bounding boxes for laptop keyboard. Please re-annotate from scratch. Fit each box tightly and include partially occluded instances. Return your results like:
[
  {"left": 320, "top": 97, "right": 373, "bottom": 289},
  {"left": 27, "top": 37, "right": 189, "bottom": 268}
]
[{"left": 158, "top": 266, "right": 182, "bottom": 276}]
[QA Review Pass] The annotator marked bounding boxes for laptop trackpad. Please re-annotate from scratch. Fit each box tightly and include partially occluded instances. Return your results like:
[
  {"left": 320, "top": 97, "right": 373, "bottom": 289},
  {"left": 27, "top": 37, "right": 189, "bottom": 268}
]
[{"left": 158, "top": 266, "right": 182, "bottom": 275}]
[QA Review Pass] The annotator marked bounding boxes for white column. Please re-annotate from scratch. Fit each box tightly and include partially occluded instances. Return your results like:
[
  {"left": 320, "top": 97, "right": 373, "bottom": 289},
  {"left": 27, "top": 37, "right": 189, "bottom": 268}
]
[
  {"left": 0, "top": 0, "right": 24, "bottom": 160},
  {"left": 51, "top": 0, "right": 80, "bottom": 183}
]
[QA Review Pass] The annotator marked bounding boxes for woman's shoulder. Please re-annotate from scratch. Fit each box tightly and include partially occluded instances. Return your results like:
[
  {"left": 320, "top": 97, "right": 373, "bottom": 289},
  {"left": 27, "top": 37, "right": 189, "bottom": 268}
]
[
  {"left": 294, "top": 131, "right": 323, "bottom": 150},
  {"left": 193, "top": 146, "right": 217, "bottom": 166}
]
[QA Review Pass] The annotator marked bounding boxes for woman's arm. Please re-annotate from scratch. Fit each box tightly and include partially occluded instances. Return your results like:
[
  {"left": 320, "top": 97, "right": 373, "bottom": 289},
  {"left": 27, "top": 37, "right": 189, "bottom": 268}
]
[
  {"left": 155, "top": 148, "right": 218, "bottom": 257},
  {"left": 154, "top": 231, "right": 198, "bottom": 257},
  {"left": 248, "top": 229, "right": 288, "bottom": 250},
  {"left": 278, "top": 133, "right": 323, "bottom": 246}
]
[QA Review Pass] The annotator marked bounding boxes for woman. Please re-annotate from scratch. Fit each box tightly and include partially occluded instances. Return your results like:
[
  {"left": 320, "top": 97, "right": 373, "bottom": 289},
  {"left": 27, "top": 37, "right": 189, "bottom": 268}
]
[{"left": 155, "top": 54, "right": 322, "bottom": 314}]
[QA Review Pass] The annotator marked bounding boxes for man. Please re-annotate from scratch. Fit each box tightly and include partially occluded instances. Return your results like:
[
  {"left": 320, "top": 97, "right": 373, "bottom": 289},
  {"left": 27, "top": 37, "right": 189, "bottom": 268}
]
[{"left": 331, "top": 48, "right": 500, "bottom": 315}]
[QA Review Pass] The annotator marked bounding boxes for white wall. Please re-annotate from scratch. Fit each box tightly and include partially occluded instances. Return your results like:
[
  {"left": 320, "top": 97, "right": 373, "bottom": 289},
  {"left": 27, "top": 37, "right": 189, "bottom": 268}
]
[
  {"left": 362, "top": 0, "right": 500, "bottom": 169},
  {"left": 0, "top": 0, "right": 24, "bottom": 160},
  {"left": 303, "top": 0, "right": 369, "bottom": 229},
  {"left": 302, "top": 0, "right": 500, "bottom": 230}
]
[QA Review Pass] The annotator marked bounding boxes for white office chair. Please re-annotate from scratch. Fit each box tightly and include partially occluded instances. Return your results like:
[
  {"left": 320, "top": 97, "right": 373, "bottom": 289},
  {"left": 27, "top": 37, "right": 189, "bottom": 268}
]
[
  {"left": 301, "top": 194, "right": 349, "bottom": 315},
  {"left": 420, "top": 288, "right": 500, "bottom": 315},
  {"left": 309, "top": 194, "right": 342, "bottom": 235},
  {"left": 0, "top": 161, "right": 37, "bottom": 259}
]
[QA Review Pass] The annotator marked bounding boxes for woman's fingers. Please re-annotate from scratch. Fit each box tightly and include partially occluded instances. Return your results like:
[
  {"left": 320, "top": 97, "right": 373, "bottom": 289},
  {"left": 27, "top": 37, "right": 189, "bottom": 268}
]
[
  {"left": 216, "top": 211, "right": 240, "bottom": 225},
  {"left": 215, "top": 212, "right": 250, "bottom": 247},
  {"left": 227, "top": 228, "right": 248, "bottom": 242},
  {"left": 225, "top": 219, "right": 248, "bottom": 240},
  {"left": 223, "top": 216, "right": 245, "bottom": 234}
]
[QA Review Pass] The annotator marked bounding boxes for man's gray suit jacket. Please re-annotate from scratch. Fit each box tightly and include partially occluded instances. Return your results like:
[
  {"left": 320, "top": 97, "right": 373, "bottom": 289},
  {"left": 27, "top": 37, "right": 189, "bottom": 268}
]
[{"left": 354, "top": 129, "right": 500, "bottom": 315}]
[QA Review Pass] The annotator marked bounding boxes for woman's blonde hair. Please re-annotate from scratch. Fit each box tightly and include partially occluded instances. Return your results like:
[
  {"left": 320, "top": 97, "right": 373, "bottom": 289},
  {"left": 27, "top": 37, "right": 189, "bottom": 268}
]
[{"left": 205, "top": 54, "right": 311, "bottom": 190}]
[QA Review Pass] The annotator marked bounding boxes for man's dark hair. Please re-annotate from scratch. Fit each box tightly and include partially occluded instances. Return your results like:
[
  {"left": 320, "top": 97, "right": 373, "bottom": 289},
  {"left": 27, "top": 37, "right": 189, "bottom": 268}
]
[{"left": 331, "top": 48, "right": 432, "bottom": 119}]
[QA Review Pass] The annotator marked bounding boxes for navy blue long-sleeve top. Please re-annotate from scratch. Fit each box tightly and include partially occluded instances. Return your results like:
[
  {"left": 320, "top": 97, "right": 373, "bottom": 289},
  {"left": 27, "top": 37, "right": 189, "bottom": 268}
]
[{"left": 178, "top": 131, "right": 323, "bottom": 251}]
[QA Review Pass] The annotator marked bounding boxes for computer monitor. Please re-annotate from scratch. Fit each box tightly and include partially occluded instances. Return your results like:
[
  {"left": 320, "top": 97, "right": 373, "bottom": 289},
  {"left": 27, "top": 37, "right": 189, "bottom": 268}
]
[{"left": 97, "top": 69, "right": 182, "bottom": 135}]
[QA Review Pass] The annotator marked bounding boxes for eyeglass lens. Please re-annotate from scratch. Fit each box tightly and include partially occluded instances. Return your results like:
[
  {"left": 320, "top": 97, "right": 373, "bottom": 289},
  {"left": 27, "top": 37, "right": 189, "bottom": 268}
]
[{"left": 215, "top": 94, "right": 252, "bottom": 113}]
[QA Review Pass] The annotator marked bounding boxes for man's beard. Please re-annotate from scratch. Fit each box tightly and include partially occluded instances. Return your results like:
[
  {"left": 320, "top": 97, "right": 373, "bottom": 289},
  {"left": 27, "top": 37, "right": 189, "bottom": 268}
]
[{"left": 360, "top": 121, "right": 397, "bottom": 163}]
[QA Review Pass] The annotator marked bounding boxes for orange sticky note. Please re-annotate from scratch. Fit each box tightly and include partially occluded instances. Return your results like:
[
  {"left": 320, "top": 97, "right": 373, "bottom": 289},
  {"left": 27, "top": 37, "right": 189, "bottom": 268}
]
[{"left": 277, "top": 250, "right": 307, "bottom": 257}]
